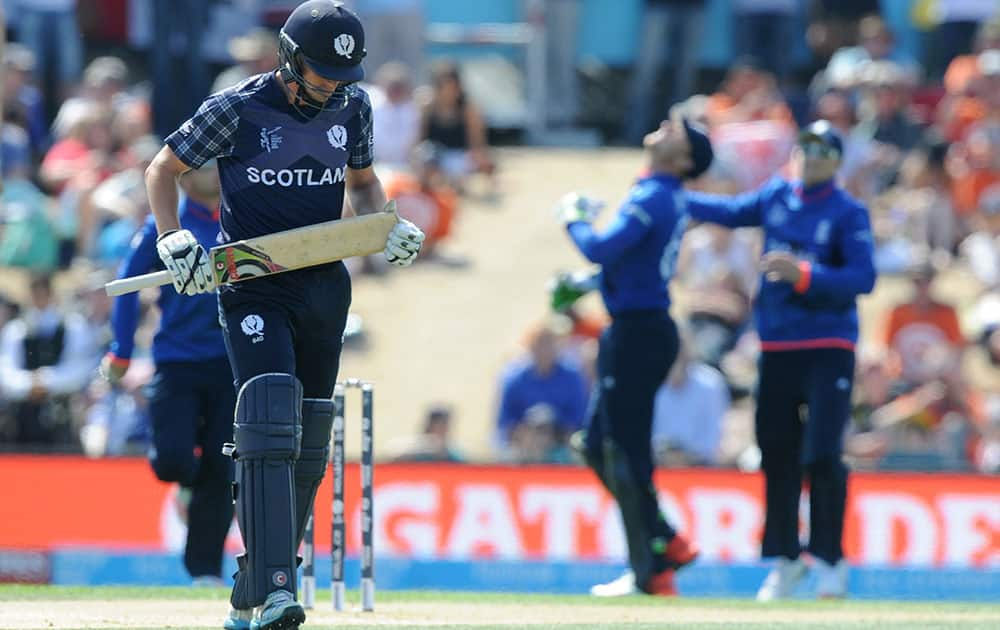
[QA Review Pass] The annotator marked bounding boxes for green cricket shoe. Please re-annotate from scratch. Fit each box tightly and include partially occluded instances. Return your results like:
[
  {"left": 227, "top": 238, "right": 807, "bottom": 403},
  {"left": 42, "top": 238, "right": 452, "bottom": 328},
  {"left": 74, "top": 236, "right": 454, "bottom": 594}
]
[
  {"left": 223, "top": 607, "right": 252, "bottom": 630},
  {"left": 250, "top": 590, "right": 305, "bottom": 630}
]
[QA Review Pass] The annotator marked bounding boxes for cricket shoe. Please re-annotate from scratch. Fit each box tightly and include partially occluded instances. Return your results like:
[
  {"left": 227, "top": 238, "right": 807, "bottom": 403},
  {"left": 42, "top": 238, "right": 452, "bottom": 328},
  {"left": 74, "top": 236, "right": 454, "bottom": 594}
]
[
  {"left": 815, "top": 559, "right": 848, "bottom": 599},
  {"left": 643, "top": 568, "right": 679, "bottom": 596},
  {"left": 223, "top": 607, "right": 252, "bottom": 630},
  {"left": 639, "top": 534, "right": 699, "bottom": 597},
  {"left": 590, "top": 570, "right": 639, "bottom": 597},
  {"left": 251, "top": 590, "right": 305, "bottom": 630},
  {"left": 756, "top": 557, "right": 808, "bottom": 602},
  {"left": 663, "top": 533, "right": 699, "bottom": 570}
]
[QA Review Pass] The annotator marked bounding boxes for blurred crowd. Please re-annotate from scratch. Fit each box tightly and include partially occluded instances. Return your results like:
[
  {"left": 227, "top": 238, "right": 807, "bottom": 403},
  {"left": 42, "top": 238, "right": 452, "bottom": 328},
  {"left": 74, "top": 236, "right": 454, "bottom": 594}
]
[
  {"left": 0, "top": 0, "right": 494, "bottom": 457},
  {"left": 0, "top": 1, "right": 998, "bottom": 474},
  {"left": 488, "top": 3, "right": 1000, "bottom": 473}
]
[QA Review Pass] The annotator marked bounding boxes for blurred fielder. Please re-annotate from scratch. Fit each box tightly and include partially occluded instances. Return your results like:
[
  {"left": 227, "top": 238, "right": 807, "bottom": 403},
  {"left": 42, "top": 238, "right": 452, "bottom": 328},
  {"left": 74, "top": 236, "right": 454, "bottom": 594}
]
[
  {"left": 686, "top": 121, "right": 877, "bottom": 600},
  {"left": 553, "top": 118, "right": 713, "bottom": 597},
  {"left": 143, "top": 2, "right": 424, "bottom": 629},
  {"left": 103, "top": 163, "right": 234, "bottom": 586}
]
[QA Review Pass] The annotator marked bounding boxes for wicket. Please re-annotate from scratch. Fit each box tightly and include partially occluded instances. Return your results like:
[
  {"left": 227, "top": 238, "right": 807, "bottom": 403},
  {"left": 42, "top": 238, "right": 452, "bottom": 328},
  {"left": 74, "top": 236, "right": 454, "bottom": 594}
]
[{"left": 301, "top": 378, "right": 375, "bottom": 612}]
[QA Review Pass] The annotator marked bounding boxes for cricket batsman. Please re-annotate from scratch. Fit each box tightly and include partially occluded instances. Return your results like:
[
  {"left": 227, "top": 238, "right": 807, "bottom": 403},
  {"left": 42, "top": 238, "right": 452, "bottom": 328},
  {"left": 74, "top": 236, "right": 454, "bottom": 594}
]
[
  {"left": 102, "top": 163, "right": 235, "bottom": 586},
  {"left": 553, "top": 118, "right": 712, "bottom": 597},
  {"left": 686, "top": 121, "right": 877, "bottom": 600},
  {"left": 143, "top": 2, "right": 425, "bottom": 628}
]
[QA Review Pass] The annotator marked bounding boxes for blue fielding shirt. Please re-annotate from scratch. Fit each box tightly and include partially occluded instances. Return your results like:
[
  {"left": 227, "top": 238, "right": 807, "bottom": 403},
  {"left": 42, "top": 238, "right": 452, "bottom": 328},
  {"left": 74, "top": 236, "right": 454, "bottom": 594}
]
[
  {"left": 687, "top": 178, "right": 877, "bottom": 350},
  {"left": 164, "top": 73, "right": 374, "bottom": 246},
  {"left": 566, "top": 173, "right": 688, "bottom": 316},
  {"left": 110, "top": 198, "right": 228, "bottom": 364}
]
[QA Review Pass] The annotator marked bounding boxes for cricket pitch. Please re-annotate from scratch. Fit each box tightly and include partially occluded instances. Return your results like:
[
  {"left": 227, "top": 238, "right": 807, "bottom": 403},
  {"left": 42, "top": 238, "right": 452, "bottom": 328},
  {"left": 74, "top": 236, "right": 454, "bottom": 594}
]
[{"left": 1, "top": 586, "right": 998, "bottom": 629}]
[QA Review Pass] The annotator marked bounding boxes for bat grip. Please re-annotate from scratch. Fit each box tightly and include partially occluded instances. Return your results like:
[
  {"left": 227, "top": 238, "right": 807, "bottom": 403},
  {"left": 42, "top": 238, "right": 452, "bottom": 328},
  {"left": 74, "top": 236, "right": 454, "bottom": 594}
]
[{"left": 104, "top": 270, "right": 174, "bottom": 296}]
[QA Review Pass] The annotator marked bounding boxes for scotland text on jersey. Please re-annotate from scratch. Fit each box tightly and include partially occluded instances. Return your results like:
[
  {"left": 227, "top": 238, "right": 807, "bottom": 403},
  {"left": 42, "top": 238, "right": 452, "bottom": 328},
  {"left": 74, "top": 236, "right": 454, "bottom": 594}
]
[{"left": 246, "top": 166, "right": 347, "bottom": 187}]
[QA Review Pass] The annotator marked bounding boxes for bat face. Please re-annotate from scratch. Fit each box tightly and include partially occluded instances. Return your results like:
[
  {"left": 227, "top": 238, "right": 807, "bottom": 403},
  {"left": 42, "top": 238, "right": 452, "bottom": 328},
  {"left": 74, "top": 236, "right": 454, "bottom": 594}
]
[
  {"left": 212, "top": 243, "right": 288, "bottom": 284},
  {"left": 209, "top": 205, "right": 399, "bottom": 284}
]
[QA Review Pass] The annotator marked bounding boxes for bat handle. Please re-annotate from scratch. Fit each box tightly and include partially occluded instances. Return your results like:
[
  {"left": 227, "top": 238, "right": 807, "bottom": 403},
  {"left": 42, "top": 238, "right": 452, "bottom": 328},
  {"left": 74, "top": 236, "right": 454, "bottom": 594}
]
[{"left": 104, "top": 270, "right": 174, "bottom": 296}]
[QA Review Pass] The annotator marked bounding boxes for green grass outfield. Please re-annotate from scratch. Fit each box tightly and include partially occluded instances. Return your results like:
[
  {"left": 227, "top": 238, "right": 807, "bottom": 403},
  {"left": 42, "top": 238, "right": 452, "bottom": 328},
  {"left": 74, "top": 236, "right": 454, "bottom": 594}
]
[{"left": 1, "top": 585, "right": 999, "bottom": 630}]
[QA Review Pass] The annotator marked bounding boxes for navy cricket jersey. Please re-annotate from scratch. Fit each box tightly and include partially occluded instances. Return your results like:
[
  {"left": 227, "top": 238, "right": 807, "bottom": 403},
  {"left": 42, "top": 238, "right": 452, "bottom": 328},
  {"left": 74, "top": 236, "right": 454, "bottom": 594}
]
[
  {"left": 687, "top": 178, "right": 877, "bottom": 350},
  {"left": 110, "top": 197, "right": 228, "bottom": 364},
  {"left": 165, "top": 72, "right": 374, "bottom": 245},
  {"left": 566, "top": 173, "right": 688, "bottom": 316}
]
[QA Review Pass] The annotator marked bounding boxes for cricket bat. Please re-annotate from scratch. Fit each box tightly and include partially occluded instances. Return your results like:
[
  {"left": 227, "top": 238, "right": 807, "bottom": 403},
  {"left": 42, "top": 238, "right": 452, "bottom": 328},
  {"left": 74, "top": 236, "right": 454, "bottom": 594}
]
[{"left": 105, "top": 202, "right": 399, "bottom": 297}]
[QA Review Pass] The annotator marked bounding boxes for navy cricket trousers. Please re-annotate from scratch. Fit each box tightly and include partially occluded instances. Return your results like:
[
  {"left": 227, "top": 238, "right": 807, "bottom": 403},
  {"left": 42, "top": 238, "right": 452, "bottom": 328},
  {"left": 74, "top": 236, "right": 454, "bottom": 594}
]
[
  {"left": 147, "top": 357, "right": 236, "bottom": 579},
  {"left": 218, "top": 262, "right": 351, "bottom": 398},
  {"left": 583, "top": 309, "right": 679, "bottom": 586},
  {"left": 755, "top": 348, "right": 855, "bottom": 564}
]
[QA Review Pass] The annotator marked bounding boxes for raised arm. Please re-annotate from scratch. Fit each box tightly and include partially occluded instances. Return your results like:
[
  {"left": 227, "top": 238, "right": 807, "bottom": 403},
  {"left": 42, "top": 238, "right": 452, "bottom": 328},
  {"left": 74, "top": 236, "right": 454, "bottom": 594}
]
[
  {"left": 685, "top": 187, "right": 767, "bottom": 228},
  {"left": 567, "top": 202, "right": 653, "bottom": 265}
]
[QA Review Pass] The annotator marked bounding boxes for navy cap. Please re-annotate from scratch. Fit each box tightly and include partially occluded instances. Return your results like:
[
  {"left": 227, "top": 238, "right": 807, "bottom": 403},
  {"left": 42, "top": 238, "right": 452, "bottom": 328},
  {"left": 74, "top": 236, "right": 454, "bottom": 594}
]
[
  {"left": 682, "top": 119, "right": 714, "bottom": 180},
  {"left": 282, "top": 0, "right": 366, "bottom": 83},
  {"left": 798, "top": 120, "right": 843, "bottom": 158}
]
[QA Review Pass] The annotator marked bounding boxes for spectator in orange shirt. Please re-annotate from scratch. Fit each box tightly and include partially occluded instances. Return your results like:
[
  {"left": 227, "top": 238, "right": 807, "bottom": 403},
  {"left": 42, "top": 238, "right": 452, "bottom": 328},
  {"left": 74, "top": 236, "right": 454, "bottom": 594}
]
[
  {"left": 382, "top": 141, "right": 457, "bottom": 257},
  {"left": 948, "top": 122, "right": 1000, "bottom": 220},
  {"left": 945, "top": 51, "right": 1000, "bottom": 223},
  {"left": 884, "top": 261, "right": 965, "bottom": 390},
  {"left": 943, "top": 17, "right": 1000, "bottom": 97},
  {"left": 704, "top": 58, "right": 794, "bottom": 130},
  {"left": 941, "top": 45, "right": 1000, "bottom": 142}
]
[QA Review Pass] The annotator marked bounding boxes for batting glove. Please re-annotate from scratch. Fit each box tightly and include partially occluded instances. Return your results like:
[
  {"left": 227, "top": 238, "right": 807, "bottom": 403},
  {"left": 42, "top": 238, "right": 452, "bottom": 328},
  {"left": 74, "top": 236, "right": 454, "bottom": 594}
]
[
  {"left": 385, "top": 218, "right": 425, "bottom": 267},
  {"left": 156, "top": 229, "right": 216, "bottom": 295},
  {"left": 557, "top": 192, "right": 604, "bottom": 225}
]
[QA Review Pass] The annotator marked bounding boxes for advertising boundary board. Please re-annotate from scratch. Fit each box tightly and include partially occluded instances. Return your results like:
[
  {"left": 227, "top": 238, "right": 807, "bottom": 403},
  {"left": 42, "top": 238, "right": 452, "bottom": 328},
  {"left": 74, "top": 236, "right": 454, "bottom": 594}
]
[{"left": 3, "top": 456, "right": 997, "bottom": 599}]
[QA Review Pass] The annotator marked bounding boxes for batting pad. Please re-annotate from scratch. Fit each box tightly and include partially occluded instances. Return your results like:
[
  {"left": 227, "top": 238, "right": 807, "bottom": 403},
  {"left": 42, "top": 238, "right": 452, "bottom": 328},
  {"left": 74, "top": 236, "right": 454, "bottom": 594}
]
[
  {"left": 232, "top": 372, "right": 303, "bottom": 605},
  {"left": 295, "top": 398, "right": 335, "bottom": 546}
]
